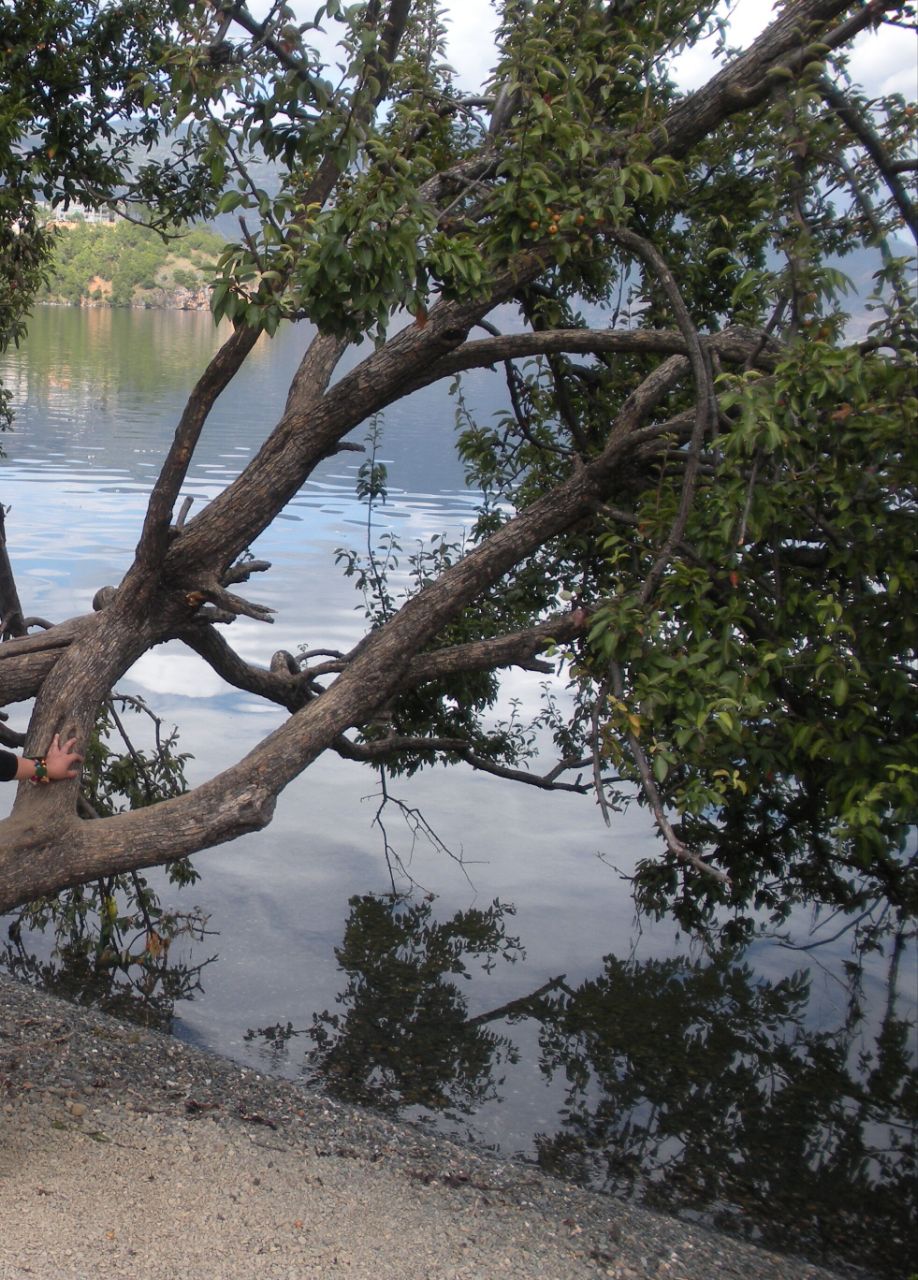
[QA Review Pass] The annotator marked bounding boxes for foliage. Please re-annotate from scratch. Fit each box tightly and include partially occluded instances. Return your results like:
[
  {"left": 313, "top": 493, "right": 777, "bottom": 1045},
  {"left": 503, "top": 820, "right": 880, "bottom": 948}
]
[
  {"left": 336, "top": 420, "right": 544, "bottom": 774},
  {"left": 0, "top": 1, "right": 916, "bottom": 951},
  {"left": 2, "top": 696, "right": 209, "bottom": 1029},
  {"left": 571, "top": 332, "right": 918, "bottom": 939},
  {"left": 81, "top": 693, "right": 194, "bottom": 817},
  {"left": 35, "top": 216, "right": 225, "bottom": 306}
]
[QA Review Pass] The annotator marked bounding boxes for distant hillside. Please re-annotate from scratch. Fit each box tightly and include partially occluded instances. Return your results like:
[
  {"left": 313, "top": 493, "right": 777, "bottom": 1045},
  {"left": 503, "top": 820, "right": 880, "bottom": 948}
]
[
  {"left": 37, "top": 218, "right": 225, "bottom": 310},
  {"left": 36, "top": 203, "right": 912, "bottom": 326}
]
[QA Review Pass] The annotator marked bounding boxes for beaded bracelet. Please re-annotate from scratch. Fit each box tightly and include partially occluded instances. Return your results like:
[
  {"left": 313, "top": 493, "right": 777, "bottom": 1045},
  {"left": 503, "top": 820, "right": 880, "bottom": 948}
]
[{"left": 30, "top": 756, "right": 51, "bottom": 785}]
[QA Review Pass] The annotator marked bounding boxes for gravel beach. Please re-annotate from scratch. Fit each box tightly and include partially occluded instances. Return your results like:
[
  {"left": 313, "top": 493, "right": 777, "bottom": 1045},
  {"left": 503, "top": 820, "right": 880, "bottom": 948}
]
[{"left": 0, "top": 973, "right": 863, "bottom": 1280}]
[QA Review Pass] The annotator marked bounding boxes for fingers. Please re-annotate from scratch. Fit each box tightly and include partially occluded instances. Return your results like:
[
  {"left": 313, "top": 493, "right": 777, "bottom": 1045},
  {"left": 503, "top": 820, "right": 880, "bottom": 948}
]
[{"left": 46, "top": 734, "right": 83, "bottom": 778}]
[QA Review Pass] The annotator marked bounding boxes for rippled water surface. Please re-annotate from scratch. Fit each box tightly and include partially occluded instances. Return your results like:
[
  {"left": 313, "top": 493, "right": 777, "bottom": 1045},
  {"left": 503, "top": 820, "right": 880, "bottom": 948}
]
[{"left": 1, "top": 307, "right": 914, "bottom": 1278}]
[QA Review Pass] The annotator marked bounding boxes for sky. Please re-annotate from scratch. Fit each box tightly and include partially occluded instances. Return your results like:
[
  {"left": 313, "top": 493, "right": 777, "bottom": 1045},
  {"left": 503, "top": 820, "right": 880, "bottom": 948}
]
[{"left": 246, "top": 0, "right": 917, "bottom": 99}]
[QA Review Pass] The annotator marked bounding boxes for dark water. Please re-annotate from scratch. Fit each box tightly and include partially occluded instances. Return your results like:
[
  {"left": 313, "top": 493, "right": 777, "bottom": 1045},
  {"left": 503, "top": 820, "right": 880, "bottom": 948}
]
[{"left": 1, "top": 306, "right": 915, "bottom": 1277}]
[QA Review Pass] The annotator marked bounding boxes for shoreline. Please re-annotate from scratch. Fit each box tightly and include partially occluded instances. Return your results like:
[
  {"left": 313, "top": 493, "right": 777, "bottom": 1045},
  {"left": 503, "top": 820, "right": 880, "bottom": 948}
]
[
  {"left": 0, "top": 972, "right": 861, "bottom": 1280},
  {"left": 36, "top": 294, "right": 212, "bottom": 313}
]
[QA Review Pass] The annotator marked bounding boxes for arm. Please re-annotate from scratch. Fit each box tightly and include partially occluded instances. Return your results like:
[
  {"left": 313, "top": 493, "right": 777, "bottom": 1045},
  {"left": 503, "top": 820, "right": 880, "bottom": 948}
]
[{"left": 3, "top": 734, "right": 82, "bottom": 783}]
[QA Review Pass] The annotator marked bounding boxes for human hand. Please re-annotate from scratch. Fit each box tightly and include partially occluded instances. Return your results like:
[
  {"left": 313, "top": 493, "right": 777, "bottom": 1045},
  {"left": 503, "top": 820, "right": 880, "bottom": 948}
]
[{"left": 44, "top": 733, "right": 83, "bottom": 781}]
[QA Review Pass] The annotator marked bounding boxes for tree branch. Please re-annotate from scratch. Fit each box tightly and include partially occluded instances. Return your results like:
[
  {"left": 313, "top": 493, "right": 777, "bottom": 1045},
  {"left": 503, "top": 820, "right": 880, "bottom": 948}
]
[
  {"left": 0, "top": 506, "right": 27, "bottom": 641},
  {"left": 0, "top": 616, "right": 100, "bottom": 703},
  {"left": 819, "top": 76, "right": 918, "bottom": 241},
  {"left": 393, "top": 325, "right": 775, "bottom": 404},
  {"left": 656, "top": 0, "right": 897, "bottom": 162},
  {"left": 399, "top": 612, "right": 588, "bottom": 686},
  {"left": 608, "top": 663, "right": 730, "bottom": 887},
  {"left": 179, "top": 624, "right": 314, "bottom": 712},
  {"left": 183, "top": 611, "right": 587, "bottom": 713},
  {"left": 187, "top": 582, "right": 276, "bottom": 623},
  {"left": 604, "top": 230, "right": 715, "bottom": 604},
  {"left": 124, "top": 322, "right": 261, "bottom": 589},
  {"left": 205, "top": 0, "right": 329, "bottom": 89},
  {"left": 334, "top": 733, "right": 592, "bottom": 794}
]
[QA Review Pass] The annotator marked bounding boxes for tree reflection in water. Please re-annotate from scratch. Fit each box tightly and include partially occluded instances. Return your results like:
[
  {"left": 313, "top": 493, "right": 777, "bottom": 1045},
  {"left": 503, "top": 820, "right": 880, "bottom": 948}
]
[
  {"left": 249, "top": 894, "right": 524, "bottom": 1120},
  {"left": 2, "top": 892, "right": 215, "bottom": 1032},
  {"left": 531, "top": 943, "right": 915, "bottom": 1277},
  {"left": 250, "top": 894, "right": 915, "bottom": 1279}
]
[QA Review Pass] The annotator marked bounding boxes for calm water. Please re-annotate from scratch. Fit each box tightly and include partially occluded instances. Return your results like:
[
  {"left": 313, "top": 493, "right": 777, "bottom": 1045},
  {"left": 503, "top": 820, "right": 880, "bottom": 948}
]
[{"left": 1, "top": 307, "right": 914, "bottom": 1277}]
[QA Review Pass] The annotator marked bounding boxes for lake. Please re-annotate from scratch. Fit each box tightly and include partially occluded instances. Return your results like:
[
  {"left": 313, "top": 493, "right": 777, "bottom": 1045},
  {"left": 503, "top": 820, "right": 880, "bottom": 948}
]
[{"left": 1, "top": 305, "right": 914, "bottom": 1277}]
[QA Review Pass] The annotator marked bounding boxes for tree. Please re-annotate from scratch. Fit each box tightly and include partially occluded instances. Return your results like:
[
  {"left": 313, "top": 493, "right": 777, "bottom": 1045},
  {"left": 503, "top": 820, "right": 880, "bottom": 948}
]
[{"left": 0, "top": 0, "right": 915, "bottom": 944}]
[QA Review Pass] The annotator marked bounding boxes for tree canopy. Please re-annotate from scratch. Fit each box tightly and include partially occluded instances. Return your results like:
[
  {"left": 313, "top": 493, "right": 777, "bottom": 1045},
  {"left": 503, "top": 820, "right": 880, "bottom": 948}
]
[{"left": 0, "top": 0, "right": 915, "bottom": 947}]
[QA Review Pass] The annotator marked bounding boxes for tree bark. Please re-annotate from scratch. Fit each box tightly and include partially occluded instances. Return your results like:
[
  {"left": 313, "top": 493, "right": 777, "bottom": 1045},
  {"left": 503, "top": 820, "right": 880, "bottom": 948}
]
[
  {"left": 0, "top": 505, "right": 26, "bottom": 641},
  {"left": 0, "top": 0, "right": 896, "bottom": 914}
]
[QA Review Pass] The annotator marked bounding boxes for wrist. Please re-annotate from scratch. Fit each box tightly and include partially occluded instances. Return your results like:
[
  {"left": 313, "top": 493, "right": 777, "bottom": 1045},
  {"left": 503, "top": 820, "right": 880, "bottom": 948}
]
[{"left": 15, "top": 756, "right": 52, "bottom": 783}]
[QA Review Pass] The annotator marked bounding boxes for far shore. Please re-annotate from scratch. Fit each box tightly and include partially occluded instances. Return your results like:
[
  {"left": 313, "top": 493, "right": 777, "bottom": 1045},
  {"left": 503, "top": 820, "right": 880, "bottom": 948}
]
[{"left": 37, "top": 291, "right": 212, "bottom": 313}]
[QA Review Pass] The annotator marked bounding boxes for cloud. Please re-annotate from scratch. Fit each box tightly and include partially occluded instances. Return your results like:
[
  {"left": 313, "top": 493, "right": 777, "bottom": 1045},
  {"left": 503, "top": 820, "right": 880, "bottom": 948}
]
[
  {"left": 846, "top": 24, "right": 918, "bottom": 99},
  {"left": 127, "top": 650, "right": 230, "bottom": 699},
  {"left": 441, "top": 0, "right": 499, "bottom": 89}
]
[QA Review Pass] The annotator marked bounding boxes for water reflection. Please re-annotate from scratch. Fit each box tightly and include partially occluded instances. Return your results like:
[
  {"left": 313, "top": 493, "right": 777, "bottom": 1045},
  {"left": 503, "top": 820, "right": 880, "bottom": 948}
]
[
  {"left": 532, "top": 945, "right": 916, "bottom": 1278},
  {"left": 247, "top": 892, "right": 916, "bottom": 1279},
  {"left": 0, "top": 305, "right": 490, "bottom": 534},
  {"left": 2, "top": 890, "right": 215, "bottom": 1032},
  {"left": 248, "top": 894, "right": 524, "bottom": 1119},
  {"left": 1, "top": 305, "right": 237, "bottom": 405}
]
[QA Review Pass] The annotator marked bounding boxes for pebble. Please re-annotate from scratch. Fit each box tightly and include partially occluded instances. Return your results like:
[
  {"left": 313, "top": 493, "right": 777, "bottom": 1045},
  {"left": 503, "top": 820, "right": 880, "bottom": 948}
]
[{"left": 0, "top": 973, "right": 860, "bottom": 1280}]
